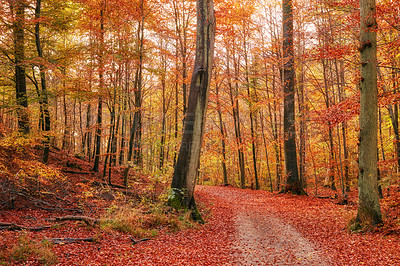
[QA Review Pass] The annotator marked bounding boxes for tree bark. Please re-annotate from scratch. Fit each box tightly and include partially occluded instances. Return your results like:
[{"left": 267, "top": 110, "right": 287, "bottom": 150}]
[
  {"left": 226, "top": 45, "right": 246, "bottom": 189},
  {"left": 92, "top": 2, "right": 105, "bottom": 172},
  {"left": 356, "top": 0, "right": 382, "bottom": 227},
  {"left": 171, "top": 0, "right": 215, "bottom": 212},
  {"left": 34, "top": 0, "right": 51, "bottom": 163},
  {"left": 12, "top": 0, "right": 29, "bottom": 134},
  {"left": 215, "top": 83, "right": 228, "bottom": 184},
  {"left": 282, "top": 0, "right": 301, "bottom": 194}
]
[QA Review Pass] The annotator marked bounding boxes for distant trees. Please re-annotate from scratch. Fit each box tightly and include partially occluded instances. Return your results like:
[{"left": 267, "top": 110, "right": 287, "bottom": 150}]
[{"left": 0, "top": 0, "right": 399, "bottom": 226}]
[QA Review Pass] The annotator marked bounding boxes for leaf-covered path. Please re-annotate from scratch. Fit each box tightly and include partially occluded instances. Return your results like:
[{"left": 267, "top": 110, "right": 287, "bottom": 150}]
[
  {"left": 198, "top": 186, "right": 330, "bottom": 265},
  {"left": 195, "top": 185, "right": 400, "bottom": 265},
  {"left": 204, "top": 187, "right": 330, "bottom": 265}
]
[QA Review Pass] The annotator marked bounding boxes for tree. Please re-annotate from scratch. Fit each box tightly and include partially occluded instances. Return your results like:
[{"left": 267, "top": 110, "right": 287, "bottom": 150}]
[
  {"left": 12, "top": 0, "right": 29, "bottom": 134},
  {"left": 282, "top": 0, "right": 301, "bottom": 194},
  {"left": 34, "top": 0, "right": 51, "bottom": 163},
  {"left": 92, "top": 0, "right": 105, "bottom": 172},
  {"left": 170, "top": 0, "right": 215, "bottom": 218},
  {"left": 356, "top": 0, "right": 382, "bottom": 228}
]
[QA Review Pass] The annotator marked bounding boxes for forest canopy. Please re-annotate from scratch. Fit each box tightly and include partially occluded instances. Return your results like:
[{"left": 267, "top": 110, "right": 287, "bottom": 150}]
[{"left": 0, "top": 0, "right": 400, "bottom": 200}]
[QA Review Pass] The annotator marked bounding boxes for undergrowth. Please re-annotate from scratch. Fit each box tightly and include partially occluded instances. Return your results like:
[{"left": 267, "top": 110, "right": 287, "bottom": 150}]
[
  {"left": 0, "top": 231, "right": 57, "bottom": 265},
  {"left": 100, "top": 193, "right": 196, "bottom": 238}
]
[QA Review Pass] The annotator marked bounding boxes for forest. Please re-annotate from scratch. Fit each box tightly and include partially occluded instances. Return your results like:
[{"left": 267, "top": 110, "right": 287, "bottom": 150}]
[{"left": 1, "top": 0, "right": 400, "bottom": 264}]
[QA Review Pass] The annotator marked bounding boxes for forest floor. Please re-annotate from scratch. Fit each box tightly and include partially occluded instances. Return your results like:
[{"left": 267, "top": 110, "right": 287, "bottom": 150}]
[{"left": 1, "top": 140, "right": 400, "bottom": 265}]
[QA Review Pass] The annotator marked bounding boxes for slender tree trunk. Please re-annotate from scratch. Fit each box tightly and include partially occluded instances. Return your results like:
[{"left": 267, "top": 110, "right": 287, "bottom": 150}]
[
  {"left": 34, "top": 0, "right": 50, "bottom": 163},
  {"left": 297, "top": 62, "right": 306, "bottom": 189},
  {"left": 266, "top": 64, "right": 282, "bottom": 191},
  {"left": 119, "top": 63, "right": 130, "bottom": 165},
  {"left": 133, "top": 3, "right": 145, "bottom": 167},
  {"left": 244, "top": 40, "right": 259, "bottom": 190},
  {"left": 260, "top": 110, "right": 273, "bottom": 192},
  {"left": 338, "top": 60, "right": 350, "bottom": 192},
  {"left": 85, "top": 103, "right": 92, "bottom": 160},
  {"left": 227, "top": 46, "right": 246, "bottom": 188},
  {"left": 216, "top": 83, "right": 228, "bottom": 184},
  {"left": 159, "top": 56, "right": 167, "bottom": 171},
  {"left": 92, "top": 2, "right": 105, "bottom": 172},
  {"left": 172, "top": 38, "right": 180, "bottom": 167},
  {"left": 321, "top": 58, "right": 336, "bottom": 190}
]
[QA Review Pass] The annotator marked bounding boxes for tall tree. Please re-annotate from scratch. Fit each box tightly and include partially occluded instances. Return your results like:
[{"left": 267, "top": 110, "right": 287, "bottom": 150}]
[
  {"left": 34, "top": 0, "right": 51, "bottom": 163},
  {"left": 282, "top": 0, "right": 301, "bottom": 193},
  {"left": 170, "top": 0, "right": 215, "bottom": 217},
  {"left": 356, "top": 0, "right": 382, "bottom": 227},
  {"left": 92, "top": 0, "right": 105, "bottom": 172},
  {"left": 12, "top": 0, "right": 29, "bottom": 134}
]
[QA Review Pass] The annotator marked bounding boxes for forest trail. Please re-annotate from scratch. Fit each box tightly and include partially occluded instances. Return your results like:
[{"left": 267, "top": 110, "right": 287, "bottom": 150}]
[{"left": 197, "top": 186, "right": 331, "bottom": 265}]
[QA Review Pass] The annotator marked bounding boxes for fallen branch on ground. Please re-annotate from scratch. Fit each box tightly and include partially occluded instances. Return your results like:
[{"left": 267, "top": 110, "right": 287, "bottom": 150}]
[
  {"left": 46, "top": 215, "right": 101, "bottom": 226},
  {"left": 129, "top": 236, "right": 151, "bottom": 245},
  {"left": 0, "top": 222, "right": 53, "bottom": 231},
  {"left": 47, "top": 237, "right": 95, "bottom": 244},
  {"left": 62, "top": 170, "right": 91, "bottom": 175}
]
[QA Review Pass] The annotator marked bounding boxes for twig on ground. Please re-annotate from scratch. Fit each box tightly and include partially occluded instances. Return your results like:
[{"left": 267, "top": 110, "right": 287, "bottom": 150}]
[{"left": 129, "top": 236, "right": 151, "bottom": 245}]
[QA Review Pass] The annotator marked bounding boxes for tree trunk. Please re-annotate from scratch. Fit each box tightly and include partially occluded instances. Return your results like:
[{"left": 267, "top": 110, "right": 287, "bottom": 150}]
[
  {"left": 34, "top": 0, "right": 50, "bottom": 163},
  {"left": 260, "top": 110, "right": 273, "bottom": 192},
  {"left": 170, "top": 0, "right": 215, "bottom": 213},
  {"left": 244, "top": 39, "right": 259, "bottom": 190},
  {"left": 12, "top": 0, "right": 29, "bottom": 134},
  {"left": 356, "top": 0, "right": 382, "bottom": 227},
  {"left": 297, "top": 60, "right": 306, "bottom": 189},
  {"left": 216, "top": 83, "right": 228, "bottom": 185},
  {"left": 92, "top": 3, "right": 105, "bottom": 172},
  {"left": 227, "top": 46, "right": 246, "bottom": 189},
  {"left": 132, "top": 2, "right": 145, "bottom": 168},
  {"left": 282, "top": 0, "right": 301, "bottom": 194},
  {"left": 159, "top": 54, "right": 167, "bottom": 171}
]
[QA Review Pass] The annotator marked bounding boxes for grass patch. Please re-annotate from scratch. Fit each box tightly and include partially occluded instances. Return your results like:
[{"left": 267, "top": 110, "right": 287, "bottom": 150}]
[
  {"left": 1, "top": 232, "right": 58, "bottom": 265},
  {"left": 101, "top": 200, "right": 195, "bottom": 238}
]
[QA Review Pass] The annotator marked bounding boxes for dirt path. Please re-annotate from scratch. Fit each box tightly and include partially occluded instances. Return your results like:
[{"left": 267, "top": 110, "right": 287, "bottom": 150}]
[{"left": 197, "top": 186, "right": 331, "bottom": 265}]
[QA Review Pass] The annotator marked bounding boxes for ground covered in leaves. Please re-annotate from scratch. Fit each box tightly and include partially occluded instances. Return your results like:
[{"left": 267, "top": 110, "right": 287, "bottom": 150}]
[{"left": 1, "top": 136, "right": 400, "bottom": 265}]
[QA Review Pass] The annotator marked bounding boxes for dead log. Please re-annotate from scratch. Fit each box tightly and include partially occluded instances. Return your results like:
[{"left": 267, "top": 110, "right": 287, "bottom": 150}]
[
  {"left": 46, "top": 215, "right": 101, "bottom": 226},
  {"left": 0, "top": 222, "right": 52, "bottom": 231},
  {"left": 48, "top": 237, "right": 95, "bottom": 244}
]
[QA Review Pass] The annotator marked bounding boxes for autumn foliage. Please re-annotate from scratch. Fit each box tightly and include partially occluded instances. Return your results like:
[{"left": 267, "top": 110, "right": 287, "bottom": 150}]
[{"left": 1, "top": 0, "right": 400, "bottom": 264}]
